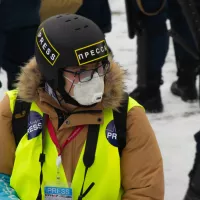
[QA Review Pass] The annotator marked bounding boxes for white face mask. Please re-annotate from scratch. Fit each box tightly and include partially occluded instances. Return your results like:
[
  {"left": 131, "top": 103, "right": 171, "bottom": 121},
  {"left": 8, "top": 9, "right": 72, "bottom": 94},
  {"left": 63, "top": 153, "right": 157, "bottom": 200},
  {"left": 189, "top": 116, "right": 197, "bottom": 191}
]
[{"left": 65, "top": 72, "right": 104, "bottom": 106}]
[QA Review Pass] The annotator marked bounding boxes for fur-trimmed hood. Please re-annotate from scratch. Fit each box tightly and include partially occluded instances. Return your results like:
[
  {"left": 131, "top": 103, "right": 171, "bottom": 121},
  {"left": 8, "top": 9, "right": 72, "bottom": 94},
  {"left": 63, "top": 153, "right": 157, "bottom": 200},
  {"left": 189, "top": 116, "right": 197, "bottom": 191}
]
[{"left": 16, "top": 57, "right": 126, "bottom": 110}]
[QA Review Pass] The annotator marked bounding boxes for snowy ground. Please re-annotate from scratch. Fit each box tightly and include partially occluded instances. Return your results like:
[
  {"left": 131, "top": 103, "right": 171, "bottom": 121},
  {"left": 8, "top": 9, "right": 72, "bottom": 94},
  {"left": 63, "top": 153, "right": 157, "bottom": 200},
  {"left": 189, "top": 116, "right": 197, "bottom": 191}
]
[
  {"left": 107, "top": 1, "right": 200, "bottom": 200},
  {"left": 0, "top": 1, "right": 200, "bottom": 199}
]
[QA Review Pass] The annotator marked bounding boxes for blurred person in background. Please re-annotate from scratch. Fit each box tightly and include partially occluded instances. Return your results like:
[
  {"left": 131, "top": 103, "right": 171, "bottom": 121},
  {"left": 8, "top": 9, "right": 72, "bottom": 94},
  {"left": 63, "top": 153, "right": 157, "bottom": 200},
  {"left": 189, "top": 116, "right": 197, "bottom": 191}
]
[
  {"left": 76, "top": 0, "right": 111, "bottom": 34},
  {"left": 183, "top": 131, "right": 200, "bottom": 200},
  {"left": 127, "top": 0, "right": 168, "bottom": 113},
  {"left": 76, "top": 0, "right": 113, "bottom": 55},
  {"left": 0, "top": 0, "right": 41, "bottom": 90},
  {"left": 0, "top": 0, "right": 82, "bottom": 90},
  {"left": 127, "top": 0, "right": 198, "bottom": 113},
  {"left": 169, "top": 0, "right": 199, "bottom": 103},
  {"left": 176, "top": 1, "right": 200, "bottom": 199}
]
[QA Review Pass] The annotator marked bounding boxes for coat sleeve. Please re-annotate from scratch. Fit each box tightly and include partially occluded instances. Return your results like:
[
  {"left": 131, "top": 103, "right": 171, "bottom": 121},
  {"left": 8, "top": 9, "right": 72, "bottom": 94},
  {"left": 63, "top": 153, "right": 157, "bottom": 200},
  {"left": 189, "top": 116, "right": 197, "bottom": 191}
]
[
  {"left": 0, "top": 94, "right": 16, "bottom": 175},
  {"left": 0, "top": 174, "right": 19, "bottom": 199},
  {"left": 121, "top": 107, "right": 164, "bottom": 200}
]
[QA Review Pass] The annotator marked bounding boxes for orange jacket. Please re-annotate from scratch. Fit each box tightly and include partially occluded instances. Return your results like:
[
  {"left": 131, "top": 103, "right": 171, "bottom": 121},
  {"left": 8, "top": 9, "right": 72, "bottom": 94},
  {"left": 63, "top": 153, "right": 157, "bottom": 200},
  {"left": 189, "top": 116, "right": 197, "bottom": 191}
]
[{"left": 0, "top": 57, "right": 164, "bottom": 200}]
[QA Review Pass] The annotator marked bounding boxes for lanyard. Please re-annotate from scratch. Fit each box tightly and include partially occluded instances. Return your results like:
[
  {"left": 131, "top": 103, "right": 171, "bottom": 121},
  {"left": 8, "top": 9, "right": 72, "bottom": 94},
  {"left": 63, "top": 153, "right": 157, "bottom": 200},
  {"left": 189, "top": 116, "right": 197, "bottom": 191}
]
[{"left": 47, "top": 118, "right": 84, "bottom": 168}]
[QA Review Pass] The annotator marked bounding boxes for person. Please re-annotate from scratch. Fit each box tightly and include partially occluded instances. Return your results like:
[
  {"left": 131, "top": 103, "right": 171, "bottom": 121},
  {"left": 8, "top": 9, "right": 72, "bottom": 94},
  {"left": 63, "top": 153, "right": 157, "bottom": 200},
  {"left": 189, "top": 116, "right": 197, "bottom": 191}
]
[
  {"left": 0, "top": 0, "right": 41, "bottom": 90},
  {"left": 76, "top": 0, "right": 113, "bottom": 55},
  {"left": 0, "top": 14, "right": 164, "bottom": 199},
  {"left": 183, "top": 131, "right": 200, "bottom": 200},
  {"left": 40, "top": 0, "right": 83, "bottom": 22},
  {"left": 0, "top": 0, "right": 82, "bottom": 91},
  {"left": 128, "top": 0, "right": 169, "bottom": 113},
  {"left": 168, "top": 0, "right": 199, "bottom": 102},
  {"left": 176, "top": 1, "right": 200, "bottom": 199},
  {"left": 76, "top": 0, "right": 111, "bottom": 34},
  {"left": 129, "top": 0, "right": 198, "bottom": 113}
]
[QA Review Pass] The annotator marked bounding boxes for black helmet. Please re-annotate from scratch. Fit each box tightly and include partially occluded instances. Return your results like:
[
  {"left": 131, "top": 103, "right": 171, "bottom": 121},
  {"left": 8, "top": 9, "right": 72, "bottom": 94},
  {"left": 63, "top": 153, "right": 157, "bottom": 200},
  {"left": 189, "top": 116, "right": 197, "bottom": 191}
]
[
  {"left": 35, "top": 14, "right": 109, "bottom": 106},
  {"left": 35, "top": 14, "right": 109, "bottom": 89}
]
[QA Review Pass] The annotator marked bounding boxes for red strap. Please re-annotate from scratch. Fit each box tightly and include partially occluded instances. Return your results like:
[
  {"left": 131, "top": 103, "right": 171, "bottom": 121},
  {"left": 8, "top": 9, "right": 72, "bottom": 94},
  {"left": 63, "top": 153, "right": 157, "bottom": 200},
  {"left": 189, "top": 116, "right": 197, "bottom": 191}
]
[{"left": 47, "top": 118, "right": 84, "bottom": 156}]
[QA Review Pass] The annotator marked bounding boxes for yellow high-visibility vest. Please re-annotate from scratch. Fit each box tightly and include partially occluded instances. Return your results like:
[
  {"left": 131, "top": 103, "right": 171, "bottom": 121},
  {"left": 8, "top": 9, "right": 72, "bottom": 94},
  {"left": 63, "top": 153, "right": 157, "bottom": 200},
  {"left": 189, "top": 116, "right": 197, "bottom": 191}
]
[{"left": 7, "top": 90, "right": 142, "bottom": 200}]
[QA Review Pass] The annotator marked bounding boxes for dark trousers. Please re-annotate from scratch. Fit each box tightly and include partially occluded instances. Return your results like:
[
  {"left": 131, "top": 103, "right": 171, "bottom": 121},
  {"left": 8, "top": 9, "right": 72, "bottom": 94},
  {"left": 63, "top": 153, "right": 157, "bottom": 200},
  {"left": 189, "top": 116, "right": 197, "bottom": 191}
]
[
  {"left": 168, "top": 0, "right": 199, "bottom": 73},
  {"left": 0, "top": 25, "right": 38, "bottom": 89},
  {"left": 134, "top": 0, "right": 197, "bottom": 87},
  {"left": 134, "top": 0, "right": 169, "bottom": 86}
]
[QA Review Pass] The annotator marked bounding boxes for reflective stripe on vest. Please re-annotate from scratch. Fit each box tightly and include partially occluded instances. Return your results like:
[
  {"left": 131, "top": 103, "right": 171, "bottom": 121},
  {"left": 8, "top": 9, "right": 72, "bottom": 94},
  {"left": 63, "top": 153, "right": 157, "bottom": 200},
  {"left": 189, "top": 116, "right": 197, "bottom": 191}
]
[{"left": 7, "top": 90, "right": 142, "bottom": 200}]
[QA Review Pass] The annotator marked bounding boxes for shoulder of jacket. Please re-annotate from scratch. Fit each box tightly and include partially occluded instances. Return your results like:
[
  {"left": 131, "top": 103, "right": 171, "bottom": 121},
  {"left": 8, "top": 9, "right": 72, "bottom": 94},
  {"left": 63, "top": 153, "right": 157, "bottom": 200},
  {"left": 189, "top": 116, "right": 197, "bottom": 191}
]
[
  {"left": 6, "top": 90, "right": 18, "bottom": 114},
  {"left": 128, "top": 97, "right": 144, "bottom": 112},
  {"left": 0, "top": 93, "right": 13, "bottom": 118}
]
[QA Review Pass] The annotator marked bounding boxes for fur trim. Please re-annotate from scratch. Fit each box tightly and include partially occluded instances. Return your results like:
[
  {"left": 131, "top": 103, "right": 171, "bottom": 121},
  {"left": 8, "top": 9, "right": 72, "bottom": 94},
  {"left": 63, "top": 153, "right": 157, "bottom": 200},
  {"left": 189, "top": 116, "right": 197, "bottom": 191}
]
[
  {"left": 15, "top": 57, "right": 42, "bottom": 102},
  {"left": 102, "top": 60, "right": 126, "bottom": 110},
  {"left": 16, "top": 57, "right": 126, "bottom": 109}
]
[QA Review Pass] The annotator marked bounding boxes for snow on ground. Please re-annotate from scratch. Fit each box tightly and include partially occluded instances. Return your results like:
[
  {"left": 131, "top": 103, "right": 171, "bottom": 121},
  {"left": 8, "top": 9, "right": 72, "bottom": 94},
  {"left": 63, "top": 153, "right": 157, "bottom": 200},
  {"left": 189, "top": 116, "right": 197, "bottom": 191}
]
[
  {"left": 107, "top": 1, "right": 199, "bottom": 199},
  {"left": 0, "top": 1, "right": 199, "bottom": 199}
]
